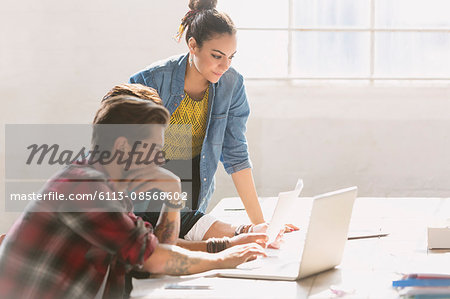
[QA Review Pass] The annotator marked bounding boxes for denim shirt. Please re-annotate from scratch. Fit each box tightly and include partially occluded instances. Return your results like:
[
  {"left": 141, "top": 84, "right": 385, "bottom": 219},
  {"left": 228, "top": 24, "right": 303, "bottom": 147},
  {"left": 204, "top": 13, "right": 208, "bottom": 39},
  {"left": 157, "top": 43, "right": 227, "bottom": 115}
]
[{"left": 129, "top": 53, "right": 252, "bottom": 212}]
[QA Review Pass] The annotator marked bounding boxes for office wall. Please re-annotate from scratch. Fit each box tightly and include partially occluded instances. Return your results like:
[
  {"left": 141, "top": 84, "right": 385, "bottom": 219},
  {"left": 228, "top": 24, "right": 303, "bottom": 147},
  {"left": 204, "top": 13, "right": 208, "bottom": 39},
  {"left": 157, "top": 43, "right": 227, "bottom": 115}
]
[
  {"left": 210, "top": 85, "right": 450, "bottom": 212},
  {"left": 1, "top": 1, "right": 449, "bottom": 230}
]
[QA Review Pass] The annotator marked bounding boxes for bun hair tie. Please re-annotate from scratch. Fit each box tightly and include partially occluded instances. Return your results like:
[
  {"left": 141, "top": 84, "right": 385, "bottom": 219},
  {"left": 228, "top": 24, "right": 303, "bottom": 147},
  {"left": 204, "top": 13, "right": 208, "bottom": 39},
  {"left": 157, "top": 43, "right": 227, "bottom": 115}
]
[{"left": 174, "top": 9, "right": 199, "bottom": 42}]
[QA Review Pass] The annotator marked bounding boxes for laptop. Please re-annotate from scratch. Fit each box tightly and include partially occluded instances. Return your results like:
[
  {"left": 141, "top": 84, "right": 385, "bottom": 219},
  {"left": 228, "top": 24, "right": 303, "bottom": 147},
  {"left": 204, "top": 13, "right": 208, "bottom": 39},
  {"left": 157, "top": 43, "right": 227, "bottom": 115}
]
[{"left": 218, "top": 186, "right": 358, "bottom": 281}]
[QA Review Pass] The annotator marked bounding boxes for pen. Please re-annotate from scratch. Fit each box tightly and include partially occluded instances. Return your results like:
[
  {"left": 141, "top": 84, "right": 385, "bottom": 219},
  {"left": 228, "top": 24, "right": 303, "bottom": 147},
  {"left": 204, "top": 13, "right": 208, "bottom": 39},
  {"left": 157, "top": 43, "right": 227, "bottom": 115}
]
[
  {"left": 347, "top": 233, "right": 389, "bottom": 240},
  {"left": 165, "top": 283, "right": 211, "bottom": 290}
]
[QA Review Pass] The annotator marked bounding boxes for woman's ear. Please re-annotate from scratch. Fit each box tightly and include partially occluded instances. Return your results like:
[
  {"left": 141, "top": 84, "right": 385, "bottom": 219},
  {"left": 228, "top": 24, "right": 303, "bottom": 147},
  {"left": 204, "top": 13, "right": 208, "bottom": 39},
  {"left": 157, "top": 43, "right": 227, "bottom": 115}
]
[{"left": 188, "top": 37, "right": 198, "bottom": 54}]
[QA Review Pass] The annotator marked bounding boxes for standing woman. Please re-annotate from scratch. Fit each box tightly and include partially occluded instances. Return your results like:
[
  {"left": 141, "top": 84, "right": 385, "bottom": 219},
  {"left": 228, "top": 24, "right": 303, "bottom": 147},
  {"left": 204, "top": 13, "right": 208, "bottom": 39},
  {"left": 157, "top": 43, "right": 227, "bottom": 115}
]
[{"left": 130, "top": 0, "right": 264, "bottom": 225}]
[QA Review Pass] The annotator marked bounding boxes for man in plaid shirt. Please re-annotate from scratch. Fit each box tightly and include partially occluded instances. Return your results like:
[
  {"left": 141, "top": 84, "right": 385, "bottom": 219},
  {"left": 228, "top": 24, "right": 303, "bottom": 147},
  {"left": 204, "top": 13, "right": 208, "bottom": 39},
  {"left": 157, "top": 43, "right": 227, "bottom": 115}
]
[{"left": 0, "top": 87, "right": 266, "bottom": 299}]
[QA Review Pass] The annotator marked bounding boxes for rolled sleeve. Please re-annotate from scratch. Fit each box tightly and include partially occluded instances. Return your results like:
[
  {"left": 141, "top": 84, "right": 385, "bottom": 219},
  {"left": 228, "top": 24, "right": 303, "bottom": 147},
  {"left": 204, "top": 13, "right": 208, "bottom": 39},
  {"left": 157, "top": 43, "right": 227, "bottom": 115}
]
[
  {"left": 223, "top": 159, "right": 252, "bottom": 175},
  {"left": 221, "top": 74, "right": 252, "bottom": 175}
]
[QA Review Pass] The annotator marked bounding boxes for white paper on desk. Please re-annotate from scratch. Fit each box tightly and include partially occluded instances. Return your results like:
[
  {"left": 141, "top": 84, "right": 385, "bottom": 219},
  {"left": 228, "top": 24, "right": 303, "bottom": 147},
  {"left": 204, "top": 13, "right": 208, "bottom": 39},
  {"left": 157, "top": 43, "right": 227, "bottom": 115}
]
[
  {"left": 131, "top": 271, "right": 219, "bottom": 298},
  {"left": 266, "top": 179, "right": 303, "bottom": 244}
]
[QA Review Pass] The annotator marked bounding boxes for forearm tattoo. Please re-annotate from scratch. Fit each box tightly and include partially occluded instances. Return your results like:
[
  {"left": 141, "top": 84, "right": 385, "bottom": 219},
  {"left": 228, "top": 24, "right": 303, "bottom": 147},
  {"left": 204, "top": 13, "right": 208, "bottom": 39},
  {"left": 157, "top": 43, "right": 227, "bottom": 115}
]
[
  {"left": 154, "top": 210, "right": 178, "bottom": 244},
  {"left": 164, "top": 249, "right": 201, "bottom": 275}
]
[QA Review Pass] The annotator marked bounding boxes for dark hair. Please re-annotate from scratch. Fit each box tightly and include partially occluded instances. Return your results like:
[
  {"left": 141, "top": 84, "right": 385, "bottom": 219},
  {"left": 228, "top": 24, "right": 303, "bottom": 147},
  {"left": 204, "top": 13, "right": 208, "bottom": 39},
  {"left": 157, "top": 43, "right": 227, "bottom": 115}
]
[
  {"left": 101, "top": 83, "right": 163, "bottom": 105},
  {"left": 92, "top": 93, "right": 170, "bottom": 151},
  {"left": 180, "top": 0, "right": 236, "bottom": 47}
]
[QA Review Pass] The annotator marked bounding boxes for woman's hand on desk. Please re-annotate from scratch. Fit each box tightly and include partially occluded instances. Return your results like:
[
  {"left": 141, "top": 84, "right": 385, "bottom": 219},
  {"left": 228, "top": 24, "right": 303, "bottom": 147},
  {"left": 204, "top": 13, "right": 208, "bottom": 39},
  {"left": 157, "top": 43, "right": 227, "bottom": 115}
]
[
  {"left": 229, "top": 233, "right": 268, "bottom": 248},
  {"left": 284, "top": 223, "right": 300, "bottom": 233},
  {"left": 246, "top": 224, "right": 283, "bottom": 249},
  {"left": 250, "top": 223, "right": 300, "bottom": 234},
  {"left": 251, "top": 223, "right": 299, "bottom": 249},
  {"left": 268, "top": 224, "right": 299, "bottom": 248}
]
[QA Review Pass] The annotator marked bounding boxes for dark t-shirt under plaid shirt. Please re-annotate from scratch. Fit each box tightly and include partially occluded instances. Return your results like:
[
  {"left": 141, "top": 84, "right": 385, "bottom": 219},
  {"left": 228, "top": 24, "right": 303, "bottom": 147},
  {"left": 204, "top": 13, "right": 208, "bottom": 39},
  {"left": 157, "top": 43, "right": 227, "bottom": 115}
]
[{"left": 0, "top": 163, "right": 158, "bottom": 299}]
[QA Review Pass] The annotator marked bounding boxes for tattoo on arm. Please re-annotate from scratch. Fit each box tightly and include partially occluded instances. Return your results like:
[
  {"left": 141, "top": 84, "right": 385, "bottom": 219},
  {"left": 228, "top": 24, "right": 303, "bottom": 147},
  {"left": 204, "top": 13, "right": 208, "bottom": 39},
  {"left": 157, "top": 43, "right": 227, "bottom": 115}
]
[
  {"left": 154, "top": 209, "right": 178, "bottom": 244},
  {"left": 163, "top": 249, "right": 201, "bottom": 275}
]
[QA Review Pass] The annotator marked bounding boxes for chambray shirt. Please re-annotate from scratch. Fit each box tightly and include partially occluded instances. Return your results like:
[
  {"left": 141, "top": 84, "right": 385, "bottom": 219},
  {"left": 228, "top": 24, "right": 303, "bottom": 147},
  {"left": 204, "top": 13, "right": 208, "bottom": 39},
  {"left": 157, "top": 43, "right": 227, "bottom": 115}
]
[{"left": 129, "top": 53, "right": 252, "bottom": 212}]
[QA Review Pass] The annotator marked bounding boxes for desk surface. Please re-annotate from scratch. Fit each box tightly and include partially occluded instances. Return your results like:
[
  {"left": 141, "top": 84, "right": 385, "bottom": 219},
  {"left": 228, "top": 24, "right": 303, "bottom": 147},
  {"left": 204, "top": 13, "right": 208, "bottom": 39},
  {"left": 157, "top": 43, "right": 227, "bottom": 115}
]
[{"left": 131, "top": 197, "right": 450, "bottom": 299}]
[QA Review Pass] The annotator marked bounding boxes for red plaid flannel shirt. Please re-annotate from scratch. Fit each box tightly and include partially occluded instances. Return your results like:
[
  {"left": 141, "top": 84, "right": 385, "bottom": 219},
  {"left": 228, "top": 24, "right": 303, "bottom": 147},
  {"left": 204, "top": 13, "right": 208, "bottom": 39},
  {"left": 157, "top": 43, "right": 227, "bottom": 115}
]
[{"left": 0, "top": 163, "right": 158, "bottom": 299}]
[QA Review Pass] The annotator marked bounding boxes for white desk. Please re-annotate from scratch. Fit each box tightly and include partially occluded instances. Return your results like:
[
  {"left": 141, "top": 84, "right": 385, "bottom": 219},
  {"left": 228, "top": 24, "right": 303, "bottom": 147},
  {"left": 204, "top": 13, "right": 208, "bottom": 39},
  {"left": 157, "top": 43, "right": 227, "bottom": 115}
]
[{"left": 131, "top": 197, "right": 449, "bottom": 299}]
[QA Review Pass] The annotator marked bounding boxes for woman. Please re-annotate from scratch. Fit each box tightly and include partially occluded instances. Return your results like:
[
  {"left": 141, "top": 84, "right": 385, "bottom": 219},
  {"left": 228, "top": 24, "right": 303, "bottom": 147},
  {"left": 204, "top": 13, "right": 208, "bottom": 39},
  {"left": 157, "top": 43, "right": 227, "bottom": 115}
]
[{"left": 129, "top": 0, "right": 297, "bottom": 237}]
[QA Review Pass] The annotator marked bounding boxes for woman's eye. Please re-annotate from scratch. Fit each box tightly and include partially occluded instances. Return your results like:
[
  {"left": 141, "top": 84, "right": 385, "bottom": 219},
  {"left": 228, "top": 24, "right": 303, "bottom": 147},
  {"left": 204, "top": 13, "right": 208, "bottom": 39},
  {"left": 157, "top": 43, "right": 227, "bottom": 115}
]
[{"left": 212, "top": 54, "right": 221, "bottom": 59}]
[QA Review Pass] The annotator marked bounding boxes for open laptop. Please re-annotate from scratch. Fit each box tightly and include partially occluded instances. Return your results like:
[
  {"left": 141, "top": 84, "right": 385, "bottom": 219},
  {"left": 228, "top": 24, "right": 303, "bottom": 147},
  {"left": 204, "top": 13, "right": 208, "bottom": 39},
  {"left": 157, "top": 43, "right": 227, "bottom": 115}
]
[{"left": 218, "top": 186, "right": 358, "bottom": 280}]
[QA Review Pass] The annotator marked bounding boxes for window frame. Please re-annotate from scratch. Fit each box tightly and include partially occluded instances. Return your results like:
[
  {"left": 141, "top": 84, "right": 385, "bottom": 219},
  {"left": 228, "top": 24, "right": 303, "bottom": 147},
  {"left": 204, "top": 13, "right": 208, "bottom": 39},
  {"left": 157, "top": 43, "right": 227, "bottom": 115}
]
[{"left": 235, "top": 0, "right": 450, "bottom": 83}]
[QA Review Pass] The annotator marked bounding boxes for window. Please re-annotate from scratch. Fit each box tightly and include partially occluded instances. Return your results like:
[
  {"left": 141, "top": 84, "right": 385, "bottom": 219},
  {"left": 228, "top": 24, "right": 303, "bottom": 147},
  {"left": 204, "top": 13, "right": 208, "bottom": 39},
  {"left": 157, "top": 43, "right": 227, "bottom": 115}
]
[{"left": 218, "top": 0, "right": 450, "bottom": 83}]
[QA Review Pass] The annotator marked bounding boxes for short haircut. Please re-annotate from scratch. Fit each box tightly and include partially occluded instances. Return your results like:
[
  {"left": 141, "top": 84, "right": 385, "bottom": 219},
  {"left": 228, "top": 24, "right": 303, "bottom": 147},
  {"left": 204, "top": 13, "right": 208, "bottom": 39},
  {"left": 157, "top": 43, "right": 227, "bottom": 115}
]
[
  {"left": 101, "top": 83, "right": 163, "bottom": 105},
  {"left": 92, "top": 85, "right": 170, "bottom": 150}
]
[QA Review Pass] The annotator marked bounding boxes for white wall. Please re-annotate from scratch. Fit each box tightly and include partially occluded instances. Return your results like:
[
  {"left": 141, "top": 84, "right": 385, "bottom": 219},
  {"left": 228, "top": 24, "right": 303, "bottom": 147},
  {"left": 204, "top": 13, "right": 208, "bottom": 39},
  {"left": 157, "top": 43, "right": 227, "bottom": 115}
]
[
  {"left": 1, "top": 1, "right": 449, "bottom": 231},
  {"left": 210, "top": 84, "right": 450, "bottom": 212},
  {"left": 0, "top": 0, "right": 188, "bottom": 232}
]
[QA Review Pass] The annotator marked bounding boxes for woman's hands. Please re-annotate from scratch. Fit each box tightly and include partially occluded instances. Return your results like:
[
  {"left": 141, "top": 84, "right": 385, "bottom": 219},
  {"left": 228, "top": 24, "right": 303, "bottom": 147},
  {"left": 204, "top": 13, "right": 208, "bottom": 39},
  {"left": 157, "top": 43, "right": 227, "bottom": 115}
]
[
  {"left": 244, "top": 222, "right": 300, "bottom": 249},
  {"left": 251, "top": 223, "right": 299, "bottom": 234},
  {"left": 229, "top": 233, "right": 268, "bottom": 248},
  {"left": 284, "top": 223, "right": 300, "bottom": 232}
]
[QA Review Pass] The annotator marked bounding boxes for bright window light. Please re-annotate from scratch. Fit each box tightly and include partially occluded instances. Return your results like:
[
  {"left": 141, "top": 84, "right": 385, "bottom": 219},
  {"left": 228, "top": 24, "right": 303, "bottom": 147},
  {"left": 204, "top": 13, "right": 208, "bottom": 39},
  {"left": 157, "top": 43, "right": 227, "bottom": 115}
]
[{"left": 218, "top": 0, "right": 450, "bottom": 83}]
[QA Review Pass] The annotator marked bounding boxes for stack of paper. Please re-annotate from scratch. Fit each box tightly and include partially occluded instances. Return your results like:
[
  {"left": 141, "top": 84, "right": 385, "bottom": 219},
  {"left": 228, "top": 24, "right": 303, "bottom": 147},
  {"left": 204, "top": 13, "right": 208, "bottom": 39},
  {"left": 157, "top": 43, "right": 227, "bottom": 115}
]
[{"left": 393, "top": 273, "right": 450, "bottom": 298}]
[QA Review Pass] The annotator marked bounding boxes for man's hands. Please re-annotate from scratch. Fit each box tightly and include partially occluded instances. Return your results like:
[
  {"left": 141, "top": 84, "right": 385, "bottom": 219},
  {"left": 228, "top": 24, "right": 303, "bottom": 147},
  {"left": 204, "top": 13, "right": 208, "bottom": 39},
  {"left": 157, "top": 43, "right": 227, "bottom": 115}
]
[
  {"left": 144, "top": 243, "right": 266, "bottom": 275},
  {"left": 216, "top": 243, "right": 267, "bottom": 269}
]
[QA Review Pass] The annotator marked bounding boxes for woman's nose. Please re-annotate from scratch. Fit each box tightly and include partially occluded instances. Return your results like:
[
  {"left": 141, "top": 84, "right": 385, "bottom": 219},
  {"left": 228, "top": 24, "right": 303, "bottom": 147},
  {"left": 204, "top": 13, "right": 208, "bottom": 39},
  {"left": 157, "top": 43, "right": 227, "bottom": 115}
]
[{"left": 220, "top": 58, "right": 231, "bottom": 71}]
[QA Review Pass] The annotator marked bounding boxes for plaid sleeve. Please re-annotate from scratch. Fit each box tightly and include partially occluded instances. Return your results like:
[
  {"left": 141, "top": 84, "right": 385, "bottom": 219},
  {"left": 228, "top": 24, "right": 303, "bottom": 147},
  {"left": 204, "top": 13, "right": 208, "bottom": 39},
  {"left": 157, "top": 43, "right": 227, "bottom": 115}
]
[
  {"left": 58, "top": 211, "right": 158, "bottom": 267},
  {"left": 55, "top": 179, "right": 158, "bottom": 267}
]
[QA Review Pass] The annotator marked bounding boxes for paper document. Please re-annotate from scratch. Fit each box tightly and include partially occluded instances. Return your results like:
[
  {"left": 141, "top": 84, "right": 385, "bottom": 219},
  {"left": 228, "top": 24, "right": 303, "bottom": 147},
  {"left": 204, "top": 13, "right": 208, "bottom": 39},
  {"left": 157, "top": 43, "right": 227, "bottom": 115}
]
[{"left": 266, "top": 179, "right": 303, "bottom": 244}]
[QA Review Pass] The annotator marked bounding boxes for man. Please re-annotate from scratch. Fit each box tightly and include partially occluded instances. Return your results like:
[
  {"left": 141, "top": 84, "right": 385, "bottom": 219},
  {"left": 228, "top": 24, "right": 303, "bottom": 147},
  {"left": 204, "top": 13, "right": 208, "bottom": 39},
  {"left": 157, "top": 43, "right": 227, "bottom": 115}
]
[{"left": 0, "top": 88, "right": 266, "bottom": 299}]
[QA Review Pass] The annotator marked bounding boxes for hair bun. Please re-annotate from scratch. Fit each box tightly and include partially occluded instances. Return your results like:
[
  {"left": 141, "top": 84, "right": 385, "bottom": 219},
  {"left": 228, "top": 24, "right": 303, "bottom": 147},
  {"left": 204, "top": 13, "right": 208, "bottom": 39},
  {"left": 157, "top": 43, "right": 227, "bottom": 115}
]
[{"left": 188, "top": 0, "right": 217, "bottom": 11}]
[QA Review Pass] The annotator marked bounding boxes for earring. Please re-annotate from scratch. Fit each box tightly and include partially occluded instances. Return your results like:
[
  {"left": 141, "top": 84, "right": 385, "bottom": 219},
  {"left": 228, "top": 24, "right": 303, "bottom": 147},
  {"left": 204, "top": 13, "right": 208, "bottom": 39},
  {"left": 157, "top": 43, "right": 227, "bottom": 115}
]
[{"left": 189, "top": 55, "right": 193, "bottom": 67}]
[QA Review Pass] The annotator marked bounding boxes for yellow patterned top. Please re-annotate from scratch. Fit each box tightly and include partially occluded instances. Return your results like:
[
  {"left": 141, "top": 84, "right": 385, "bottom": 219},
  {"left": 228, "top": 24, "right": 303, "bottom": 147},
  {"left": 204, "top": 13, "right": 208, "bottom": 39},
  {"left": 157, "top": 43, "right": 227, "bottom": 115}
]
[{"left": 163, "top": 87, "right": 209, "bottom": 160}]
